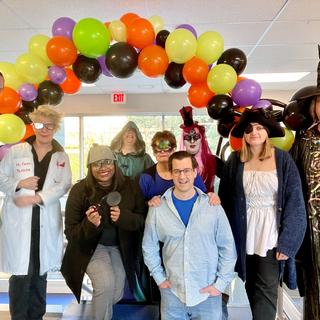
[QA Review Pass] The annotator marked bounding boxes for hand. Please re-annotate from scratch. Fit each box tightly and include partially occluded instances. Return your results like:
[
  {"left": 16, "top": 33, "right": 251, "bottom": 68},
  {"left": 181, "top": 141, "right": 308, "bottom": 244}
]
[
  {"left": 159, "top": 280, "right": 171, "bottom": 289},
  {"left": 200, "top": 285, "right": 221, "bottom": 296},
  {"left": 276, "top": 252, "right": 289, "bottom": 261},
  {"left": 86, "top": 206, "right": 101, "bottom": 227},
  {"left": 13, "top": 195, "right": 40, "bottom": 208},
  {"left": 207, "top": 192, "right": 221, "bottom": 206},
  {"left": 17, "top": 176, "right": 40, "bottom": 190},
  {"left": 148, "top": 195, "right": 161, "bottom": 207},
  {"left": 110, "top": 206, "right": 120, "bottom": 223}
]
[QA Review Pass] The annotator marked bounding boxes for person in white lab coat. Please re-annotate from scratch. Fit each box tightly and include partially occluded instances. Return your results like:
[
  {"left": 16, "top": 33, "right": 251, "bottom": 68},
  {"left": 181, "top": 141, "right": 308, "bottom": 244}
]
[{"left": 0, "top": 105, "right": 72, "bottom": 320}]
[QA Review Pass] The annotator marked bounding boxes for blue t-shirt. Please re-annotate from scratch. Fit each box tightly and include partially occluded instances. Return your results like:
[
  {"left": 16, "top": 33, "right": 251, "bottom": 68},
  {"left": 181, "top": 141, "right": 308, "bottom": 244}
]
[
  {"left": 172, "top": 190, "right": 198, "bottom": 226},
  {"left": 139, "top": 167, "right": 206, "bottom": 201}
]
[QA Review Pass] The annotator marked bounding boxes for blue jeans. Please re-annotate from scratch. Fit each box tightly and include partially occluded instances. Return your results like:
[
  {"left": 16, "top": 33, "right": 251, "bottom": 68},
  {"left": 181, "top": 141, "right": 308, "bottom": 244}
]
[
  {"left": 86, "top": 245, "right": 126, "bottom": 320},
  {"left": 160, "top": 288, "right": 222, "bottom": 320}
]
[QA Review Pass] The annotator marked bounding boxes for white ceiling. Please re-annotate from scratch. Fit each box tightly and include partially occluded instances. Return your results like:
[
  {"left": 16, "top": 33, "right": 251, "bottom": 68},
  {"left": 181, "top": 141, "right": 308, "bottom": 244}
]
[{"left": 0, "top": 0, "right": 319, "bottom": 95}]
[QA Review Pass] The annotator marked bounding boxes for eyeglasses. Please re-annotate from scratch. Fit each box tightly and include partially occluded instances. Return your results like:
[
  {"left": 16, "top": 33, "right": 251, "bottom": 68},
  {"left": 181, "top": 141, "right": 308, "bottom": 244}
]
[
  {"left": 92, "top": 159, "right": 114, "bottom": 169},
  {"left": 171, "top": 168, "right": 194, "bottom": 177},
  {"left": 32, "top": 122, "right": 55, "bottom": 131},
  {"left": 244, "top": 124, "right": 266, "bottom": 134}
]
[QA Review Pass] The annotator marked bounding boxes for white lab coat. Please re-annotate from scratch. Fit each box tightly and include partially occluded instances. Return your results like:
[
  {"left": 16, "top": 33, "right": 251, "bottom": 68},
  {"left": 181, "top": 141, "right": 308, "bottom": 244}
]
[{"left": 0, "top": 142, "right": 72, "bottom": 275}]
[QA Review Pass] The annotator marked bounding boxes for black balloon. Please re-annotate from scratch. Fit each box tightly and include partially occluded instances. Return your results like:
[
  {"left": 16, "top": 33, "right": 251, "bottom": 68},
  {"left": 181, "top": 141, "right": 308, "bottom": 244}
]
[
  {"left": 283, "top": 100, "right": 313, "bottom": 131},
  {"left": 217, "top": 48, "right": 247, "bottom": 75},
  {"left": 207, "top": 95, "right": 234, "bottom": 120},
  {"left": 164, "top": 62, "right": 186, "bottom": 89},
  {"left": 37, "top": 80, "right": 64, "bottom": 106},
  {"left": 105, "top": 42, "right": 138, "bottom": 78},
  {"left": 15, "top": 107, "right": 33, "bottom": 124},
  {"left": 0, "top": 71, "right": 4, "bottom": 92},
  {"left": 73, "top": 55, "right": 101, "bottom": 83},
  {"left": 217, "top": 115, "right": 235, "bottom": 138},
  {"left": 22, "top": 98, "right": 40, "bottom": 111},
  {"left": 156, "top": 30, "right": 170, "bottom": 48}
]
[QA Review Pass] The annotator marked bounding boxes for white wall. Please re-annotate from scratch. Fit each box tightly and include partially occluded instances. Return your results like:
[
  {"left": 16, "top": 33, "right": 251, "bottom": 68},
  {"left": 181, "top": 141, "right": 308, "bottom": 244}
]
[{"left": 59, "top": 91, "right": 294, "bottom": 115}]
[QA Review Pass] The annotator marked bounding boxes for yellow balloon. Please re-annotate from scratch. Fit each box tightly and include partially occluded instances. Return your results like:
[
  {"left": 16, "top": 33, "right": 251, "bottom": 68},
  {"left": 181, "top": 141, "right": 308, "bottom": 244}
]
[
  {"left": 109, "top": 20, "right": 127, "bottom": 42},
  {"left": 28, "top": 34, "right": 53, "bottom": 66},
  {"left": 149, "top": 15, "right": 164, "bottom": 34},
  {"left": 207, "top": 64, "right": 237, "bottom": 94},
  {"left": 270, "top": 127, "right": 295, "bottom": 151},
  {"left": 15, "top": 53, "right": 47, "bottom": 84},
  {"left": 196, "top": 31, "right": 224, "bottom": 64},
  {"left": 0, "top": 62, "right": 25, "bottom": 90},
  {"left": 0, "top": 114, "right": 26, "bottom": 144},
  {"left": 165, "top": 29, "right": 197, "bottom": 64}
]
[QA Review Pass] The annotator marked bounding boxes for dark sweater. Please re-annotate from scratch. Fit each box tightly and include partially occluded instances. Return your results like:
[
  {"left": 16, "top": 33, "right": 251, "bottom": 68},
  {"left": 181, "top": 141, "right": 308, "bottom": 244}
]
[
  {"left": 218, "top": 148, "right": 306, "bottom": 288},
  {"left": 61, "top": 176, "right": 146, "bottom": 302}
]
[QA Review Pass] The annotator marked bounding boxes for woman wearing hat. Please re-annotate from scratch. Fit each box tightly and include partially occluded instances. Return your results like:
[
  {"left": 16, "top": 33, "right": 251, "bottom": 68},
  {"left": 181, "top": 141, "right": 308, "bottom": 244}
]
[
  {"left": 219, "top": 108, "right": 306, "bottom": 320},
  {"left": 61, "top": 144, "right": 146, "bottom": 320},
  {"left": 290, "top": 84, "right": 320, "bottom": 319},
  {"left": 179, "top": 106, "right": 223, "bottom": 192}
]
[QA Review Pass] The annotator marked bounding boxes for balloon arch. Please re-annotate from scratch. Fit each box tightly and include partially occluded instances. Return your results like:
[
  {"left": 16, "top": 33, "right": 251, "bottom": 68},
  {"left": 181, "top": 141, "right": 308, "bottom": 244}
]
[{"left": 0, "top": 13, "right": 296, "bottom": 156}]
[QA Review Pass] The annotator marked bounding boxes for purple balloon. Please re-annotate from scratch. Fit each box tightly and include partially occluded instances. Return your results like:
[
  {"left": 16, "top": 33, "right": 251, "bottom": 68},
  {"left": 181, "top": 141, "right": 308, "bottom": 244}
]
[
  {"left": 18, "top": 83, "right": 37, "bottom": 102},
  {"left": 52, "top": 17, "right": 76, "bottom": 40},
  {"left": 253, "top": 99, "right": 272, "bottom": 110},
  {"left": 97, "top": 56, "right": 113, "bottom": 77},
  {"left": 48, "top": 66, "right": 67, "bottom": 84},
  {"left": 175, "top": 24, "right": 197, "bottom": 38},
  {"left": 231, "top": 79, "right": 262, "bottom": 107}
]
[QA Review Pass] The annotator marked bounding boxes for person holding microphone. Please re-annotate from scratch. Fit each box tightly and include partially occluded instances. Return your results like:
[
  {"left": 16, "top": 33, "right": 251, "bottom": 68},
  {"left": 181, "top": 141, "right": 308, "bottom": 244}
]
[{"left": 61, "top": 144, "right": 146, "bottom": 320}]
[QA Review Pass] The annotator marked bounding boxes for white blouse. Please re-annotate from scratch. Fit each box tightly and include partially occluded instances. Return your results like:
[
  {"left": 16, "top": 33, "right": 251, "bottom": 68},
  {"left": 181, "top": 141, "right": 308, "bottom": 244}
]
[{"left": 243, "top": 170, "right": 278, "bottom": 257}]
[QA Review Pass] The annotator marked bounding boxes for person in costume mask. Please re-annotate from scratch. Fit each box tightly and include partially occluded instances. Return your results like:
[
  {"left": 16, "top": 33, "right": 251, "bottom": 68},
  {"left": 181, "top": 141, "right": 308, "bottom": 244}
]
[{"left": 179, "top": 106, "right": 223, "bottom": 192}]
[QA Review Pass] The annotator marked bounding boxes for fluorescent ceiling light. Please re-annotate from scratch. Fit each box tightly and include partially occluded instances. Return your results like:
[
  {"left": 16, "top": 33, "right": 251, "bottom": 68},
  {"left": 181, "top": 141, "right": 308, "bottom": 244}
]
[
  {"left": 243, "top": 72, "right": 309, "bottom": 83},
  {"left": 82, "top": 83, "right": 96, "bottom": 87}
]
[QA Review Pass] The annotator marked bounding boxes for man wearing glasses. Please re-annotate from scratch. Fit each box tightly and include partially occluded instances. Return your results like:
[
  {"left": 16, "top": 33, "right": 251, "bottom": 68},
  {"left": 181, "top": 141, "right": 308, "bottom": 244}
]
[{"left": 142, "top": 151, "right": 236, "bottom": 320}]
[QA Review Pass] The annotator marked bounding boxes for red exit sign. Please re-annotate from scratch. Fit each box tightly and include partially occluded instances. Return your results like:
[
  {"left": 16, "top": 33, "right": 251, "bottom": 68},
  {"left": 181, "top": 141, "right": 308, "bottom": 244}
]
[{"left": 111, "top": 92, "right": 126, "bottom": 104}]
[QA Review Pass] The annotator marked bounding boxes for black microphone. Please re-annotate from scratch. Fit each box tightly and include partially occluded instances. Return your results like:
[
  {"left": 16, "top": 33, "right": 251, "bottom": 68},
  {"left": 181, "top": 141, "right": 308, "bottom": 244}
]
[{"left": 105, "top": 191, "right": 122, "bottom": 207}]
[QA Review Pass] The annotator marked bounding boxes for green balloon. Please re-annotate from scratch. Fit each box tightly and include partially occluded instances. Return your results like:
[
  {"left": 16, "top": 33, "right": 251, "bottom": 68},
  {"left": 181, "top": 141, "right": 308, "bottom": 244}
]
[
  {"left": 73, "top": 18, "right": 111, "bottom": 58},
  {"left": 270, "top": 127, "right": 295, "bottom": 151},
  {"left": 0, "top": 114, "right": 26, "bottom": 144}
]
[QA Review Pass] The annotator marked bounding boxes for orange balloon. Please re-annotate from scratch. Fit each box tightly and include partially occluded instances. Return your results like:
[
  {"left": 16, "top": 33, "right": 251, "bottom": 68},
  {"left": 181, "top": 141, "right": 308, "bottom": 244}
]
[
  {"left": 21, "top": 123, "right": 35, "bottom": 141},
  {"left": 188, "top": 83, "right": 215, "bottom": 108},
  {"left": 237, "top": 76, "right": 246, "bottom": 83},
  {"left": 46, "top": 36, "right": 78, "bottom": 67},
  {"left": 127, "top": 18, "right": 155, "bottom": 49},
  {"left": 60, "top": 68, "right": 81, "bottom": 94},
  {"left": 229, "top": 134, "right": 243, "bottom": 151},
  {"left": 120, "top": 13, "right": 140, "bottom": 28},
  {"left": 0, "top": 87, "right": 21, "bottom": 114},
  {"left": 183, "top": 57, "right": 208, "bottom": 84},
  {"left": 138, "top": 45, "right": 169, "bottom": 77}
]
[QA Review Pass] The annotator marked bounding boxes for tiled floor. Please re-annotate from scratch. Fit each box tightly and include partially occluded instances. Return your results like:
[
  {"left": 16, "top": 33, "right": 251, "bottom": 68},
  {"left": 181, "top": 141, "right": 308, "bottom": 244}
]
[{"left": 0, "top": 303, "right": 253, "bottom": 320}]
